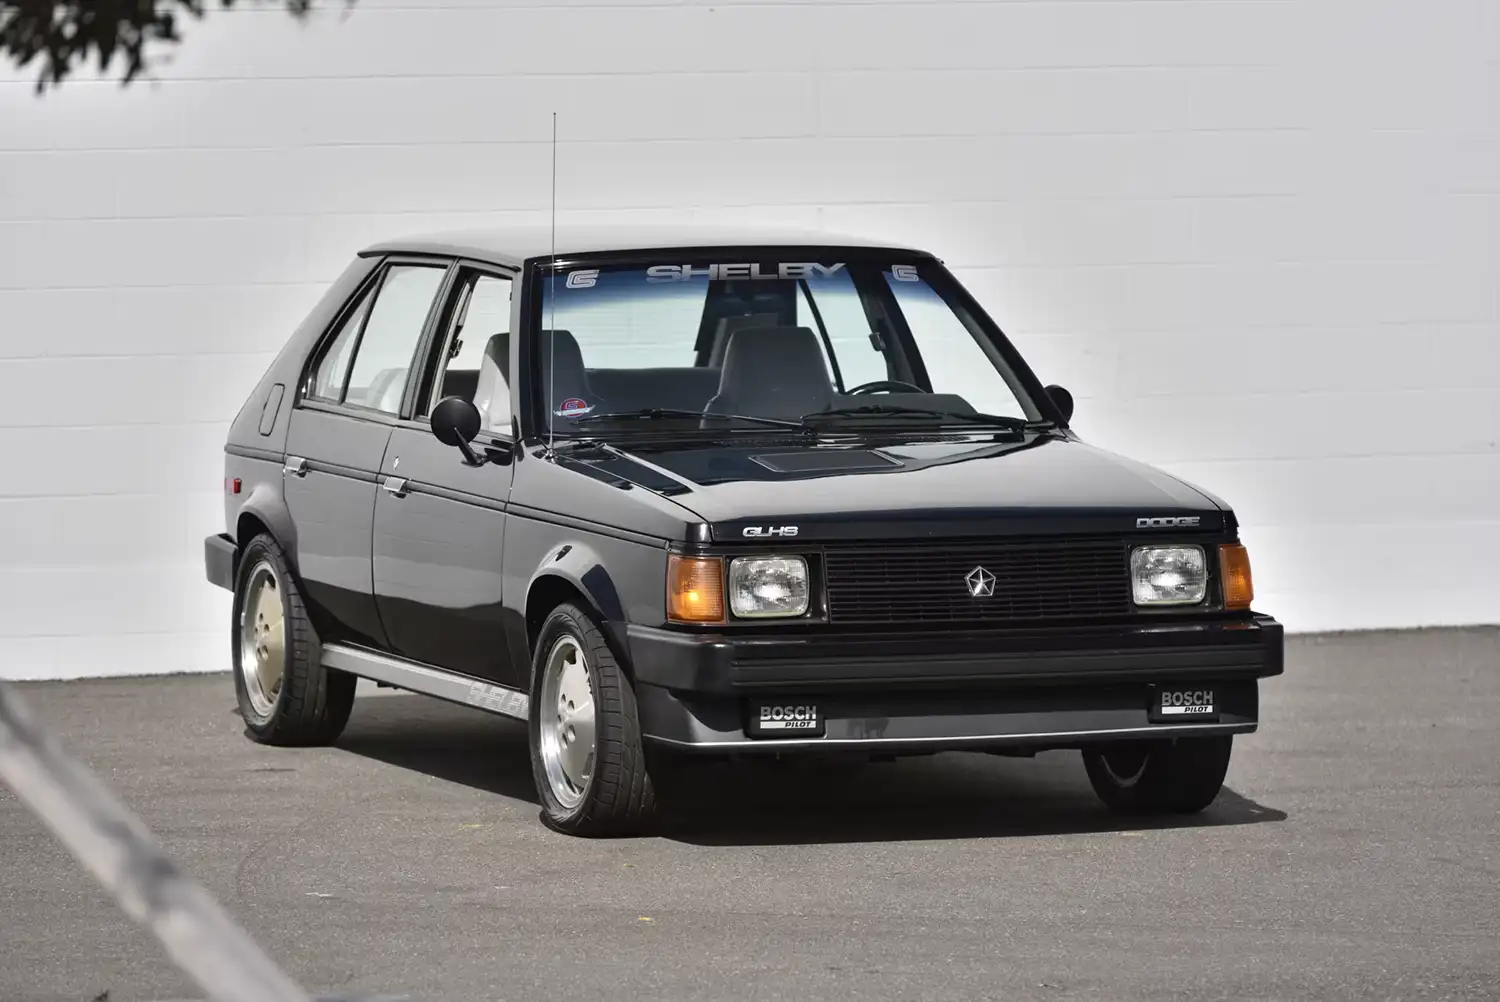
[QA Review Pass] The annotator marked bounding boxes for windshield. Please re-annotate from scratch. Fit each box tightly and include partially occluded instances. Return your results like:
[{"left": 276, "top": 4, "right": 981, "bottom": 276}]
[{"left": 532, "top": 253, "right": 1039, "bottom": 437}]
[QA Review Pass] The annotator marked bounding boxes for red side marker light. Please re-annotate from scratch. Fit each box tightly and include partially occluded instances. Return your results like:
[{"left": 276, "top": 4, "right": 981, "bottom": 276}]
[{"left": 225, "top": 477, "right": 242, "bottom": 495}]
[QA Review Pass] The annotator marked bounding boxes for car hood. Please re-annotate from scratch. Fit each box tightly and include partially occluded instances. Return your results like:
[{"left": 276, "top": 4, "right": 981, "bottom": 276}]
[{"left": 566, "top": 433, "right": 1230, "bottom": 542}]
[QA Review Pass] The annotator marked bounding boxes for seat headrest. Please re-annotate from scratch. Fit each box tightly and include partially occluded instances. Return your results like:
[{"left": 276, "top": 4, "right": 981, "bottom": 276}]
[
  {"left": 538, "top": 329, "right": 584, "bottom": 371},
  {"left": 537, "top": 329, "right": 596, "bottom": 416},
  {"left": 708, "top": 312, "right": 780, "bottom": 368},
  {"left": 483, "top": 332, "right": 509, "bottom": 375},
  {"left": 708, "top": 326, "right": 833, "bottom": 419},
  {"left": 719, "top": 326, "right": 829, "bottom": 389},
  {"left": 367, "top": 368, "right": 407, "bottom": 413},
  {"left": 473, "top": 332, "right": 511, "bottom": 431}
]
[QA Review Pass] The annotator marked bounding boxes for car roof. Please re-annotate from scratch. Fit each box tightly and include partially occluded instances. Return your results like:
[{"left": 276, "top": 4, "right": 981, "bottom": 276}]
[{"left": 358, "top": 224, "right": 932, "bottom": 267}]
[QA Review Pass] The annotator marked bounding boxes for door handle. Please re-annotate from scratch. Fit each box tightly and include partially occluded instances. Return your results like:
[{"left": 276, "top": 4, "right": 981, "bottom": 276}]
[
  {"left": 381, "top": 476, "right": 409, "bottom": 498},
  {"left": 283, "top": 456, "right": 307, "bottom": 478}
]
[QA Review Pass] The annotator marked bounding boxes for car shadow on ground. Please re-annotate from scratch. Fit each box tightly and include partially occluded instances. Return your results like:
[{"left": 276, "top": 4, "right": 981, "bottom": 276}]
[
  {"left": 335, "top": 692, "right": 1287, "bottom": 845},
  {"left": 333, "top": 690, "right": 540, "bottom": 805}
]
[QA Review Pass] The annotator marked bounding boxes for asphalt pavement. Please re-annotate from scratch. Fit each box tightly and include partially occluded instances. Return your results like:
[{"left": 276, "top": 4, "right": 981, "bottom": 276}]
[{"left": 2, "top": 627, "right": 1497, "bottom": 1002}]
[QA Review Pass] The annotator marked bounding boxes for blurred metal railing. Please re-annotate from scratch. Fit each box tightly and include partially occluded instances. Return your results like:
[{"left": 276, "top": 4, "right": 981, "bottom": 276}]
[{"left": 0, "top": 678, "right": 402, "bottom": 1002}]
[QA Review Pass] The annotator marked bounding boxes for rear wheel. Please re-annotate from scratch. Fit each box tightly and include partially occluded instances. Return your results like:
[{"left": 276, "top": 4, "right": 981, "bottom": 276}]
[
  {"left": 231, "top": 533, "right": 355, "bottom": 746},
  {"left": 1082, "top": 735, "right": 1232, "bottom": 815},
  {"left": 528, "top": 602, "right": 656, "bottom": 836}
]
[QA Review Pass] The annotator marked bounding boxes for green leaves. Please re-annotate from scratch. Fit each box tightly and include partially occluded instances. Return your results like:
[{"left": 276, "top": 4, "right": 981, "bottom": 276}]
[{"left": 0, "top": 1, "right": 340, "bottom": 93}]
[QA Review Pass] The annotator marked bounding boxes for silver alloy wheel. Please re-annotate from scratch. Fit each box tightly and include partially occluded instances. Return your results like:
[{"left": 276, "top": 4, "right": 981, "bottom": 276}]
[
  {"left": 538, "top": 634, "right": 596, "bottom": 810},
  {"left": 238, "top": 560, "right": 286, "bottom": 718},
  {"left": 1099, "top": 744, "right": 1151, "bottom": 787}
]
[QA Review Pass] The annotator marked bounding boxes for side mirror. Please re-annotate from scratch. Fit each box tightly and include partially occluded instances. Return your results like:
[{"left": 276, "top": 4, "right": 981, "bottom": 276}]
[
  {"left": 430, "top": 396, "right": 484, "bottom": 465},
  {"left": 1044, "top": 384, "right": 1074, "bottom": 424}
]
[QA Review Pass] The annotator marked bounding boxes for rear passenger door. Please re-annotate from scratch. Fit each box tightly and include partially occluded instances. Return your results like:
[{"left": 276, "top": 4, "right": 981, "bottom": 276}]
[
  {"left": 284, "top": 258, "right": 451, "bottom": 648},
  {"left": 371, "top": 265, "right": 522, "bottom": 686}
]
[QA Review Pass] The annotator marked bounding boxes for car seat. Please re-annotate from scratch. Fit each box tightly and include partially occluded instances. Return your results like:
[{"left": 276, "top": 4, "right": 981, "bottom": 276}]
[{"left": 703, "top": 326, "right": 834, "bottom": 421}]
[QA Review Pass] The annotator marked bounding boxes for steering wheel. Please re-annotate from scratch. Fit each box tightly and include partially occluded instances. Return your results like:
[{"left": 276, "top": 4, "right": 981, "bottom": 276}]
[{"left": 845, "top": 379, "right": 926, "bottom": 395}]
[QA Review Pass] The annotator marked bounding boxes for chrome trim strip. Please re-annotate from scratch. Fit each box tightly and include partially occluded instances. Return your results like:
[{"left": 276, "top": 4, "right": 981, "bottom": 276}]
[
  {"left": 321, "top": 643, "right": 529, "bottom": 720},
  {"left": 225, "top": 443, "right": 283, "bottom": 464},
  {"left": 643, "top": 721, "right": 1256, "bottom": 750}
]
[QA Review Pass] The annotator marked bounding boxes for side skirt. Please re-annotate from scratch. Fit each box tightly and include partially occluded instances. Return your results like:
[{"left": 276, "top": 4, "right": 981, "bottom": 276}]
[{"left": 320, "top": 643, "right": 530, "bottom": 721}]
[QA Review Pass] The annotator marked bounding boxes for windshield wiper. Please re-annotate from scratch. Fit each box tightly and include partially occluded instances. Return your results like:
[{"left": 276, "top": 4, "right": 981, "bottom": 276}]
[
  {"left": 801, "top": 404, "right": 1045, "bottom": 429},
  {"left": 569, "top": 407, "right": 806, "bottom": 430}
]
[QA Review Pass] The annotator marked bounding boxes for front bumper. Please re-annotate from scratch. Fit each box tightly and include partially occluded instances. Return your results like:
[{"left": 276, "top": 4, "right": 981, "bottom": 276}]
[{"left": 627, "top": 615, "right": 1282, "bottom": 753}]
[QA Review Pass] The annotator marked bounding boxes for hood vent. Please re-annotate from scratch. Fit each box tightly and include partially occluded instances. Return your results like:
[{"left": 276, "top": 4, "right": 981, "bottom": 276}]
[{"left": 750, "top": 450, "right": 902, "bottom": 474}]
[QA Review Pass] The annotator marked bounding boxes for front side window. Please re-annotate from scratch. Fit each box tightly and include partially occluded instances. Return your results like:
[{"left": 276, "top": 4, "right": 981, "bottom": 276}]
[
  {"left": 422, "top": 272, "right": 514, "bottom": 432},
  {"left": 533, "top": 255, "right": 1037, "bottom": 436}
]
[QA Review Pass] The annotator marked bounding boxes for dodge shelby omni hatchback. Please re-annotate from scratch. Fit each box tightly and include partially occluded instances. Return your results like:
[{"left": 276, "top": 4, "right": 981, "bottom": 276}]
[{"left": 205, "top": 226, "right": 1283, "bottom": 835}]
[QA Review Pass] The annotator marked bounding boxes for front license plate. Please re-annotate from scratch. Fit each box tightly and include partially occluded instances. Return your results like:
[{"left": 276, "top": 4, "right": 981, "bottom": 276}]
[
  {"left": 747, "top": 701, "right": 824, "bottom": 738},
  {"left": 1149, "top": 685, "right": 1218, "bottom": 722}
]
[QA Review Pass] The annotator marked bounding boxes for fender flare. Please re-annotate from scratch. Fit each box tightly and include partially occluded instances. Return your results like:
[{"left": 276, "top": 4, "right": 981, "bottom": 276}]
[
  {"left": 234, "top": 483, "right": 299, "bottom": 576},
  {"left": 524, "top": 541, "right": 631, "bottom": 674}
]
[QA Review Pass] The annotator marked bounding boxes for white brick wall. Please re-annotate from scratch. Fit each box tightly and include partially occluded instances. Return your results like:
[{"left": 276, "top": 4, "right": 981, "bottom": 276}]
[{"left": 1, "top": 0, "right": 1495, "bottom": 679}]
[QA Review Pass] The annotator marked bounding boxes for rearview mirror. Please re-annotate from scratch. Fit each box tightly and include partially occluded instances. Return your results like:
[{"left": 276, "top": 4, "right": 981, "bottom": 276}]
[
  {"left": 1044, "top": 384, "right": 1074, "bottom": 424},
  {"left": 430, "top": 396, "right": 484, "bottom": 465}
]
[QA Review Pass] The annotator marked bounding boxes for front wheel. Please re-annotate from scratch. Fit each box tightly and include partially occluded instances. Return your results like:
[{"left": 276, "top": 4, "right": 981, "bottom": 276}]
[
  {"left": 528, "top": 603, "right": 656, "bottom": 836},
  {"left": 1082, "top": 735, "right": 1232, "bottom": 815}
]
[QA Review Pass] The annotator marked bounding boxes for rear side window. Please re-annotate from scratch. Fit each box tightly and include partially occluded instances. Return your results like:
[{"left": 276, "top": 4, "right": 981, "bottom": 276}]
[
  {"left": 344, "top": 264, "right": 447, "bottom": 414},
  {"left": 306, "top": 289, "right": 373, "bottom": 403}
]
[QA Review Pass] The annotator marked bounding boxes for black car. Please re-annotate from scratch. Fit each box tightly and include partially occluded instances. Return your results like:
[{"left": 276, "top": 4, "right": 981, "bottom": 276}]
[{"left": 205, "top": 226, "right": 1282, "bottom": 835}]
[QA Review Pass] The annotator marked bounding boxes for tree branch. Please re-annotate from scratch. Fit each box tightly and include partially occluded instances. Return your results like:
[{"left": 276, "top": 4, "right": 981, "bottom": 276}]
[{"left": 0, "top": 1, "right": 335, "bottom": 94}]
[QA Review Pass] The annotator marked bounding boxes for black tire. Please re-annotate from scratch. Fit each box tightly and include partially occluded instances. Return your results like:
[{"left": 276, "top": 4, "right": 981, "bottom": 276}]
[
  {"left": 231, "top": 533, "right": 355, "bottom": 746},
  {"left": 528, "top": 602, "right": 656, "bottom": 836},
  {"left": 1082, "top": 735, "right": 1233, "bottom": 815}
]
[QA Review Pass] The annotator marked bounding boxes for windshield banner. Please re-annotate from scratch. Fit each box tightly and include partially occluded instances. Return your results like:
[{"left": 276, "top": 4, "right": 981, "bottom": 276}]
[{"left": 565, "top": 262, "right": 846, "bottom": 288}]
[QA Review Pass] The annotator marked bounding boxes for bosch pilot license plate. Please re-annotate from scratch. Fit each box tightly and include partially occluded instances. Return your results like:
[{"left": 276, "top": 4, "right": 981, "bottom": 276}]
[
  {"left": 1150, "top": 685, "right": 1218, "bottom": 722},
  {"left": 747, "top": 702, "right": 824, "bottom": 738}
]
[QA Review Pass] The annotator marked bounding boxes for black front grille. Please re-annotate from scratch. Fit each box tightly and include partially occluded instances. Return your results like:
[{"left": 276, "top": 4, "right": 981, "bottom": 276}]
[{"left": 823, "top": 536, "right": 1134, "bottom": 626}]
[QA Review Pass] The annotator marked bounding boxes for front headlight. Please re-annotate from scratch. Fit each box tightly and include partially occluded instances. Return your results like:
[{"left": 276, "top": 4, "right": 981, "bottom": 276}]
[
  {"left": 1130, "top": 545, "right": 1207, "bottom": 606},
  {"left": 728, "top": 556, "right": 810, "bottom": 618}
]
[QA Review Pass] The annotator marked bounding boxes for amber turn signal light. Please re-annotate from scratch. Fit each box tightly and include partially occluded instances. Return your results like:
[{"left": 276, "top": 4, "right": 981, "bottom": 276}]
[
  {"left": 1219, "top": 544, "right": 1254, "bottom": 610},
  {"left": 668, "top": 555, "right": 725, "bottom": 624}
]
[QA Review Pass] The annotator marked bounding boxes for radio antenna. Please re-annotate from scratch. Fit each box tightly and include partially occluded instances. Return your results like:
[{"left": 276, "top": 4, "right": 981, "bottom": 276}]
[{"left": 546, "top": 110, "right": 558, "bottom": 459}]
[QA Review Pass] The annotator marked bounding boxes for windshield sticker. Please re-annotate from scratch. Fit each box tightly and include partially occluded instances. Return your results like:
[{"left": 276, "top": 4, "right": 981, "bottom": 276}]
[
  {"left": 644, "top": 262, "right": 846, "bottom": 283},
  {"left": 565, "top": 269, "right": 599, "bottom": 289},
  {"left": 555, "top": 397, "right": 594, "bottom": 418},
  {"left": 890, "top": 264, "right": 920, "bottom": 282}
]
